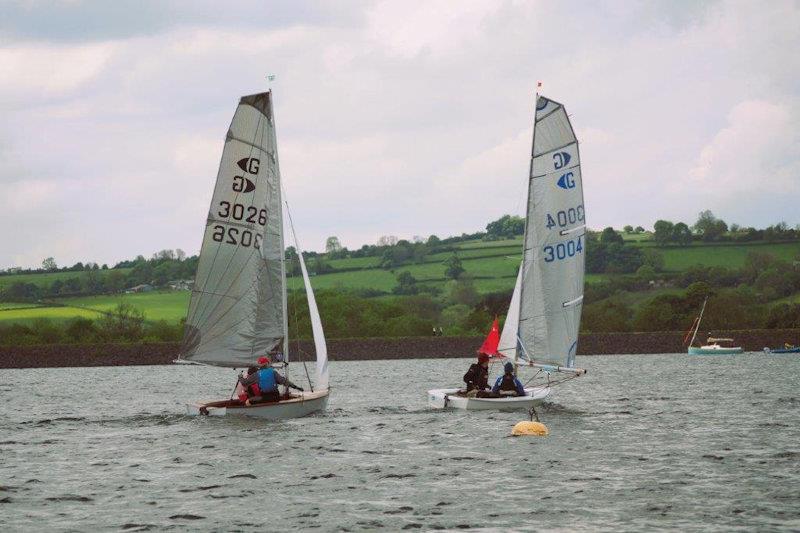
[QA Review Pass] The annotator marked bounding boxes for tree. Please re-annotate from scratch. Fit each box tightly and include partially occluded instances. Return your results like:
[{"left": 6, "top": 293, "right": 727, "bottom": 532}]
[
  {"left": 393, "top": 271, "right": 419, "bottom": 295},
  {"left": 600, "top": 227, "right": 623, "bottom": 245},
  {"left": 693, "top": 210, "right": 728, "bottom": 241},
  {"left": 641, "top": 248, "right": 665, "bottom": 272},
  {"left": 623, "top": 225, "right": 634, "bottom": 234},
  {"left": 65, "top": 317, "right": 98, "bottom": 343},
  {"left": 447, "top": 278, "right": 479, "bottom": 306},
  {"left": 325, "top": 236, "right": 342, "bottom": 254},
  {"left": 653, "top": 220, "right": 675, "bottom": 246},
  {"left": 377, "top": 235, "right": 398, "bottom": 246},
  {"left": 427, "top": 235, "right": 441, "bottom": 246},
  {"left": 444, "top": 253, "right": 465, "bottom": 280},
  {"left": 98, "top": 303, "right": 145, "bottom": 341},
  {"left": 41, "top": 257, "right": 57, "bottom": 271},
  {"left": 635, "top": 226, "right": 645, "bottom": 233},
  {"left": 176, "top": 249, "right": 186, "bottom": 261},
  {"left": 636, "top": 265, "right": 656, "bottom": 280},
  {"left": 486, "top": 215, "right": 525, "bottom": 239},
  {"left": 582, "top": 300, "right": 632, "bottom": 332},
  {"left": 155, "top": 249, "right": 175, "bottom": 261},
  {"left": 672, "top": 222, "right": 693, "bottom": 246}
]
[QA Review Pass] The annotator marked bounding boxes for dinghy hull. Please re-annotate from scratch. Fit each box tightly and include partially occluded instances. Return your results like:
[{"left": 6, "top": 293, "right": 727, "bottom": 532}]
[
  {"left": 186, "top": 389, "right": 329, "bottom": 419},
  {"left": 763, "top": 347, "right": 800, "bottom": 354},
  {"left": 427, "top": 387, "right": 550, "bottom": 410}
]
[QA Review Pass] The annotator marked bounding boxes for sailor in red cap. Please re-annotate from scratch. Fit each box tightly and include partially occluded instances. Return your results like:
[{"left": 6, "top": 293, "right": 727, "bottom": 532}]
[
  {"left": 237, "top": 354, "right": 304, "bottom": 405},
  {"left": 462, "top": 353, "right": 490, "bottom": 397}
]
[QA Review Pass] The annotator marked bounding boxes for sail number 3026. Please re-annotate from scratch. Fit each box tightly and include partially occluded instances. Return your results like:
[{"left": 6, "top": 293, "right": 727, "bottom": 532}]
[
  {"left": 211, "top": 225, "right": 262, "bottom": 249},
  {"left": 543, "top": 237, "right": 583, "bottom": 263}
]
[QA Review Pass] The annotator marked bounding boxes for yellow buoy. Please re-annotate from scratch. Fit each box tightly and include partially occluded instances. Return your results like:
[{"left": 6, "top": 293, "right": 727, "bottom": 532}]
[{"left": 512, "top": 420, "right": 549, "bottom": 436}]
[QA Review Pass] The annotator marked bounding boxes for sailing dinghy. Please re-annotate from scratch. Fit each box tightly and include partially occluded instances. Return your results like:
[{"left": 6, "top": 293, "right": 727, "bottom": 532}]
[
  {"left": 428, "top": 94, "right": 586, "bottom": 411},
  {"left": 178, "top": 91, "right": 329, "bottom": 419}
]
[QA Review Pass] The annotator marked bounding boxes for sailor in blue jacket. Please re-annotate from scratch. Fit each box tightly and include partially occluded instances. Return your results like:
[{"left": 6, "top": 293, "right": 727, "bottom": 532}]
[
  {"left": 492, "top": 362, "right": 526, "bottom": 396},
  {"left": 239, "top": 356, "right": 303, "bottom": 404}
]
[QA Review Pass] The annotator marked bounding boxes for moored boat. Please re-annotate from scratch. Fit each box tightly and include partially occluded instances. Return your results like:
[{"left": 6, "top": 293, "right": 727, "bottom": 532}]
[
  {"left": 684, "top": 298, "right": 743, "bottom": 355},
  {"left": 688, "top": 339, "right": 744, "bottom": 355},
  {"left": 763, "top": 344, "right": 800, "bottom": 354}
]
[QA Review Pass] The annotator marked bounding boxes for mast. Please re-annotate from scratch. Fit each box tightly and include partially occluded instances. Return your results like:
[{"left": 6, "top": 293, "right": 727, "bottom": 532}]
[
  {"left": 689, "top": 297, "right": 708, "bottom": 347},
  {"left": 515, "top": 90, "right": 539, "bottom": 374},
  {"left": 271, "top": 88, "right": 290, "bottom": 386}
]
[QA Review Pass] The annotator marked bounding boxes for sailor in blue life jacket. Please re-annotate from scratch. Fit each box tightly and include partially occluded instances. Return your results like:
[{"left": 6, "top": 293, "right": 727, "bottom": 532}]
[
  {"left": 492, "top": 362, "right": 526, "bottom": 397},
  {"left": 238, "top": 356, "right": 303, "bottom": 405}
]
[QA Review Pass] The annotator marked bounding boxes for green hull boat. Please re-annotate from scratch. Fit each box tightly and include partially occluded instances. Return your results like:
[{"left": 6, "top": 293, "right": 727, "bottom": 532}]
[{"left": 688, "top": 345, "right": 743, "bottom": 355}]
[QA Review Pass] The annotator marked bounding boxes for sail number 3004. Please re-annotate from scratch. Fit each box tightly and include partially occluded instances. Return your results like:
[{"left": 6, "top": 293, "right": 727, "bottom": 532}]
[
  {"left": 543, "top": 237, "right": 583, "bottom": 262},
  {"left": 211, "top": 225, "right": 262, "bottom": 248}
]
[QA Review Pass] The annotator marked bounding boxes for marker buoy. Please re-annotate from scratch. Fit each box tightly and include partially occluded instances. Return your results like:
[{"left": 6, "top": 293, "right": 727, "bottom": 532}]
[{"left": 512, "top": 420, "right": 548, "bottom": 436}]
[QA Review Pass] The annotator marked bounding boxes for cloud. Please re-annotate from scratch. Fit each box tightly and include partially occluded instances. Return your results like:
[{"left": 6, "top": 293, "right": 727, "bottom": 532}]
[
  {"left": 689, "top": 99, "right": 800, "bottom": 194},
  {"left": 0, "top": 0, "right": 799, "bottom": 268},
  {"left": 0, "top": 42, "right": 116, "bottom": 102}
]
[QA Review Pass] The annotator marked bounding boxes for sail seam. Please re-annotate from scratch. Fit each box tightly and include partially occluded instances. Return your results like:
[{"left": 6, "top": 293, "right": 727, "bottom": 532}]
[
  {"left": 531, "top": 162, "right": 579, "bottom": 179},
  {"left": 535, "top": 105, "right": 562, "bottom": 123},
  {"left": 227, "top": 133, "right": 276, "bottom": 161},
  {"left": 533, "top": 140, "right": 577, "bottom": 159}
]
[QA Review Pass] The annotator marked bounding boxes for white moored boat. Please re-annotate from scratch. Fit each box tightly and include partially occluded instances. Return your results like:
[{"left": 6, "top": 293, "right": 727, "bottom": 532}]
[
  {"left": 177, "top": 91, "right": 330, "bottom": 419},
  {"left": 427, "top": 93, "right": 587, "bottom": 411},
  {"left": 685, "top": 298, "right": 743, "bottom": 355}
]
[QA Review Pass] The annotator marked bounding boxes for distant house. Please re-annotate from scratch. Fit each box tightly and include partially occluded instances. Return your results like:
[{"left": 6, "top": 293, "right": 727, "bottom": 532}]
[
  {"left": 167, "top": 279, "right": 194, "bottom": 291},
  {"left": 125, "top": 283, "right": 154, "bottom": 294}
]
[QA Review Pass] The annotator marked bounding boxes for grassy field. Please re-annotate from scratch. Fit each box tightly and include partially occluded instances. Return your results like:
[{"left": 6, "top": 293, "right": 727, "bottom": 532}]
[
  {"left": 0, "top": 291, "right": 191, "bottom": 325},
  {"left": 657, "top": 242, "right": 800, "bottom": 271},
  {"left": 0, "top": 305, "right": 103, "bottom": 324},
  {"left": 0, "top": 268, "right": 132, "bottom": 291}
]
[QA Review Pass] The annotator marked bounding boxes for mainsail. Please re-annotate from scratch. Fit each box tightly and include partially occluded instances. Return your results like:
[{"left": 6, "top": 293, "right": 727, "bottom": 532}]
[
  {"left": 517, "top": 95, "right": 585, "bottom": 368},
  {"left": 180, "top": 92, "right": 286, "bottom": 368}
]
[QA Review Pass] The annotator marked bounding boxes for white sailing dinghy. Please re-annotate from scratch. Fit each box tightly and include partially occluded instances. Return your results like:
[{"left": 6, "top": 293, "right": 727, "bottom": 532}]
[
  {"left": 428, "top": 94, "right": 586, "bottom": 410},
  {"left": 178, "top": 91, "right": 329, "bottom": 419}
]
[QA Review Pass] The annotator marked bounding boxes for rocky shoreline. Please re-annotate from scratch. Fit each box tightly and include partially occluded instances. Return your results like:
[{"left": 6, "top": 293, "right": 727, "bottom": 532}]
[{"left": 1, "top": 329, "right": 797, "bottom": 369}]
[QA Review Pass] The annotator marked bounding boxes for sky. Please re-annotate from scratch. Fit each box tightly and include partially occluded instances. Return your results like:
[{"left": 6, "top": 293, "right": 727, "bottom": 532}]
[{"left": 1, "top": 0, "right": 798, "bottom": 269}]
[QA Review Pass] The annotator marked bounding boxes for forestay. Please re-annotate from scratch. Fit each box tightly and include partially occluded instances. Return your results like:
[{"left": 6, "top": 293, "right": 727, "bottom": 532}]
[
  {"left": 517, "top": 95, "right": 585, "bottom": 368},
  {"left": 498, "top": 265, "right": 522, "bottom": 359},
  {"left": 180, "top": 92, "right": 286, "bottom": 368}
]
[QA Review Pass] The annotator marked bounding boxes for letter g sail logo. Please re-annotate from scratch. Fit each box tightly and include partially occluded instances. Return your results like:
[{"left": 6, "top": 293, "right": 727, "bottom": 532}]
[{"left": 557, "top": 172, "right": 576, "bottom": 190}]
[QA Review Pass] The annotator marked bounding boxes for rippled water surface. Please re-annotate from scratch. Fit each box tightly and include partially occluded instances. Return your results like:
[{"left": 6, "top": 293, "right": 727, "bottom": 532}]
[{"left": 1, "top": 354, "right": 799, "bottom": 531}]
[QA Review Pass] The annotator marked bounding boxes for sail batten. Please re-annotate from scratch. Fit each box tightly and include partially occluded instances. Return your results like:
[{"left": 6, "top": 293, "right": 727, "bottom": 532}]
[
  {"left": 180, "top": 92, "right": 286, "bottom": 368},
  {"left": 516, "top": 95, "right": 585, "bottom": 368}
]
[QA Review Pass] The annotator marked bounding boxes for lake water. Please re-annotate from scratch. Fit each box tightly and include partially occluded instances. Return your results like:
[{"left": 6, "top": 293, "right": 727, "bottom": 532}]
[{"left": 1, "top": 354, "right": 799, "bottom": 531}]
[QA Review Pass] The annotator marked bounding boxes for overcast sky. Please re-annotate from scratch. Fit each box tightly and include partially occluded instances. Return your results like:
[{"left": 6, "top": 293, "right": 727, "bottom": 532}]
[{"left": 1, "top": 0, "right": 798, "bottom": 269}]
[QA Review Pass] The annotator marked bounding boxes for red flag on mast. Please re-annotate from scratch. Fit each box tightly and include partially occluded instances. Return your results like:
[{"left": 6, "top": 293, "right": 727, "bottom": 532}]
[{"left": 478, "top": 317, "right": 504, "bottom": 358}]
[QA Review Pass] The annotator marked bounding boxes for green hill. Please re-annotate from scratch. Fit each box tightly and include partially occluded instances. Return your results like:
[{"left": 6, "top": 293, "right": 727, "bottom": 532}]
[{"left": 1, "top": 232, "right": 799, "bottom": 334}]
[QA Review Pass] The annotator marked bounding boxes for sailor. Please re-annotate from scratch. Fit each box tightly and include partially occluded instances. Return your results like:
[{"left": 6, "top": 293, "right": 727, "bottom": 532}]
[
  {"left": 492, "top": 362, "right": 526, "bottom": 397},
  {"left": 463, "top": 353, "right": 490, "bottom": 395},
  {"left": 239, "top": 356, "right": 303, "bottom": 405}
]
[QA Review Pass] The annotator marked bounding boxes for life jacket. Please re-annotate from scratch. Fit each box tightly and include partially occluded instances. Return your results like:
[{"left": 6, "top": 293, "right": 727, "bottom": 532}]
[
  {"left": 464, "top": 363, "right": 488, "bottom": 390},
  {"left": 238, "top": 370, "right": 261, "bottom": 401},
  {"left": 257, "top": 368, "right": 278, "bottom": 393},
  {"left": 498, "top": 374, "right": 518, "bottom": 391}
]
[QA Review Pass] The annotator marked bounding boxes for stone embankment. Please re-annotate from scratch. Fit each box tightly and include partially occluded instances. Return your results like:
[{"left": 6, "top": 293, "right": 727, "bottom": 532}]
[{"left": 0, "top": 329, "right": 797, "bottom": 369}]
